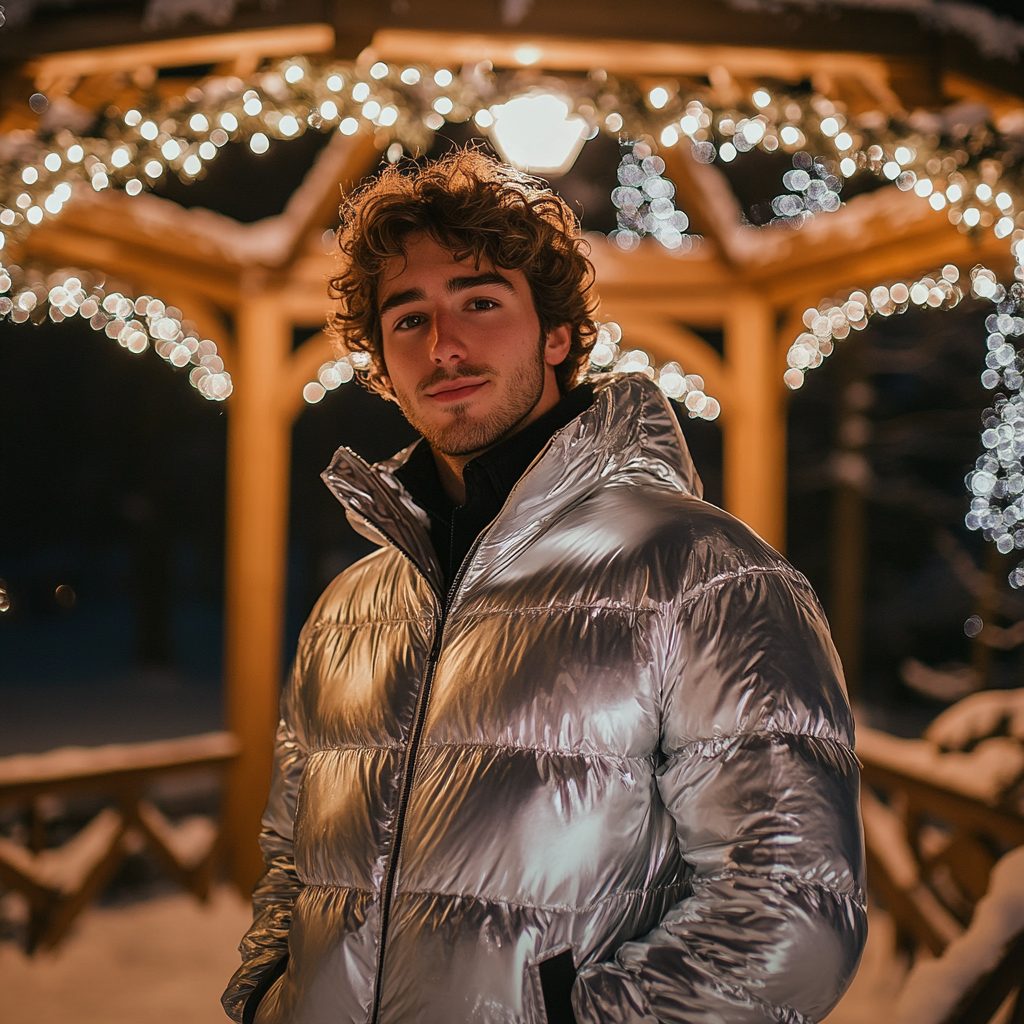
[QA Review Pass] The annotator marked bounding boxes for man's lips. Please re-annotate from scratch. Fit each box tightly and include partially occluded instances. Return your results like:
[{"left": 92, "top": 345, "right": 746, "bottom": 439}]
[{"left": 424, "top": 379, "right": 489, "bottom": 402}]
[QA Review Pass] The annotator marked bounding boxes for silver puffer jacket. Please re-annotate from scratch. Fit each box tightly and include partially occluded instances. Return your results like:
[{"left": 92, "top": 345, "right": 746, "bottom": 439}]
[{"left": 224, "top": 374, "right": 865, "bottom": 1024}]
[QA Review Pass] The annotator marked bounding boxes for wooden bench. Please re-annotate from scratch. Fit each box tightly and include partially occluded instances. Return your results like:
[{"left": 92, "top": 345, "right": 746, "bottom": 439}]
[
  {"left": 0, "top": 731, "right": 240, "bottom": 952},
  {"left": 857, "top": 725, "right": 1024, "bottom": 957}
]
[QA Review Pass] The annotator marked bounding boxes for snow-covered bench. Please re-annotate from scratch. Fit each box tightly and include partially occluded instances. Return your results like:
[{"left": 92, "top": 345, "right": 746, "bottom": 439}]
[
  {"left": 857, "top": 717, "right": 1024, "bottom": 957},
  {"left": 895, "top": 846, "right": 1024, "bottom": 1024},
  {"left": 0, "top": 731, "right": 240, "bottom": 952}
]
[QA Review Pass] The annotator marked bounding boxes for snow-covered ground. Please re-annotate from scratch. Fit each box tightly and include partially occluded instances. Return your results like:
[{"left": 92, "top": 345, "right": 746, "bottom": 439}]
[
  {"left": 0, "top": 885, "right": 251, "bottom": 1024},
  {"left": 0, "top": 886, "right": 904, "bottom": 1024}
]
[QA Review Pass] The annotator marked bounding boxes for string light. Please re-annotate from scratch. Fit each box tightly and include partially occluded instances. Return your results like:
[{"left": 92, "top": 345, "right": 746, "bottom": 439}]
[
  {"left": 783, "top": 264, "right": 967, "bottom": 391},
  {"left": 0, "top": 259, "right": 232, "bottom": 401}
]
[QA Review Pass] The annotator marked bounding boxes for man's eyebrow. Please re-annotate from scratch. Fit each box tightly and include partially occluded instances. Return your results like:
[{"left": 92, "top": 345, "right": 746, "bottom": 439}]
[
  {"left": 446, "top": 272, "right": 515, "bottom": 295},
  {"left": 379, "top": 287, "right": 426, "bottom": 317}
]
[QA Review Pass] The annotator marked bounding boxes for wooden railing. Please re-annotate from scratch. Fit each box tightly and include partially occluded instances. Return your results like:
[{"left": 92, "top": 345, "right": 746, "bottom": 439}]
[{"left": 0, "top": 731, "right": 239, "bottom": 952}]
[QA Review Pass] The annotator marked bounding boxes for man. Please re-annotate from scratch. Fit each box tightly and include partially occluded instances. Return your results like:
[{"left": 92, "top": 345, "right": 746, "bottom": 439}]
[{"left": 223, "top": 150, "right": 865, "bottom": 1024}]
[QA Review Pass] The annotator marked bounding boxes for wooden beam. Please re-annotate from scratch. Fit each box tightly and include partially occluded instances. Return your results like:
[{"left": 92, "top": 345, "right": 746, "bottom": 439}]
[
  {"left": 369, "top": 29, "right": 899, "bottom": 106},
  {"left": 221, "top": 278, "right": 294, "bottom": 894},
  {"left": 722, "top": 291, "right": 786, "bottom": 550},
  {"left": 26, "top": 25, "right": 336, "bottom": 92}
]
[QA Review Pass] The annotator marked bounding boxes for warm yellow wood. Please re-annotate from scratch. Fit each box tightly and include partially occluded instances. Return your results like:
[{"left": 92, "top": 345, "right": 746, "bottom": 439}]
[
  {"left": 27, "top": 25, "right": 336, "bottom": 91},
  {"left": 221, "top": 279, "right": 295, "bottom": 893},
  {"left": 722, "top": 292, "right": 786, "bottom": 551},
  {"left": 368, "top": 30, "right": 899, "bottom": 106}
]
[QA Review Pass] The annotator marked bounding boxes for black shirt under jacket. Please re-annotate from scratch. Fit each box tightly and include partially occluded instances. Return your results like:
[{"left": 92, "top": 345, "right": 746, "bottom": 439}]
[{"left": 395, "top": 383, "right": 596, "bottom": 599}]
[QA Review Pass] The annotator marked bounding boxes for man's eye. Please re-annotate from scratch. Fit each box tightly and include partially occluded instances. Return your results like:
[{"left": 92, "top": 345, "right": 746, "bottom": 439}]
[
  {"left": 395, "top": 313, "right": 425, "bottom": 330},
  {"left": 469, "top": 298, "right": 498, "bottom": 310}
]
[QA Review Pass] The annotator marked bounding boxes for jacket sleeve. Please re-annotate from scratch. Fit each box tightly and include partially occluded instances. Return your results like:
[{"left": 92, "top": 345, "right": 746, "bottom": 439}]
[
  {"left": 221, "top": 669, "right": 308, "bottom": 1023},
  {"left": 573, "top": 564, "right": 867, "bottom": 1024}
]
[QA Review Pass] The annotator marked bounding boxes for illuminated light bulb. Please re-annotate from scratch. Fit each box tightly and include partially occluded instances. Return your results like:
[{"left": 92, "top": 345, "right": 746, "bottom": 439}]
[
  {"left": 182, "top": 154, "right": 202, "bottom": 175},
  {"left": 680, "top": 114, "right": 699, "bottom": 135},
  {"left": 250, "top": 132, "right": 269, "bottom": 154},
  {"left": 44, "top": 194, "right": 62, "bottom": 214},
  {"left": 840, "top": 157, "right": 857, "bottom": 177},
  {"left": 378, "top": 106, "right": 399, "bottom": 127},
  {"left": 882, "top": 161, "right": 900, "bottom": 180},
  {"left": 144, "top": 159, "right": 163, "bottom": 177},
  {"left": 996, "top": 216, "right": 1015, "bottom": 238},
  {"left": 834, "top": 132, "right": 853, "bottom": 150},
  {"left": 279, "top": 114, "right": 299, "bottom": 136},
  {"left": 125, "top": 178, "right": 143, "bottom": 196},
  {"left": 400, "top": 68, "right": 420, "bottom": 85},
  {"left": 914, "top": 177, "right": 933, "bottom": 197},
  {"left": 327, "top": 74, "right": 343, "bottom": 91},
  {"left": 489, "top": 93, "right": 588, "bottom": 175},
  {"left": 894, "top": 146, "right": 914, "bottom": 165},
  {"left": 514, "top": 45, "right": 542, "bottom": 65},
  {"left": 362, "top": 100, "right": 382, "bottom": 120},
  {"left": 946, "top": 183, "right": 962, "bottom": 202},
  {"left": 996, "top": 192, "right": 1013, "bottom": 210},
  {"left": 161, "top": 139, "right": 181, "bottom": 160},
  {"left": 320, "top": 100, "right": 338, "bottom": 120},
  {"left": 219, "top": 112, "right": 238, "bottom": 131},
  {"left": 140, "top": 120, "right": 159, "bottom": 140},
  {"left": 910, "top": 282, "right": 929, "bottom": 304},
  {"left": 962, "top": 207, "right": 981, "bottom": 227},
  {"left": 432, "top": 97, "right": 453, "bottom": 115},
  {"left": 820, "top": 116, "right": 839, "bottom": 137},
  {"left": 780, "top": 125, "right": 801, "bottom": 145},
  {"left": 474, "top": 109, "right": 494, "bottom": 128},
  {"left": 303, "top": 381, "right": 326, "bottom": 404},
  {"left": 352, "top": 82, "right": 370, "bottom": 102},
  {"left": 199, "top": 141, "right": 217, "bottom": 159},
  {"left": 285, "top": 64, "right": 305, "bottom": 83},
  {"left": 605, "top": 112, "right": 623, "bottom": 132},
  {"left": 742, "top": 120, "right": 765, "bottom": 144},
  {"left": 433, "top": 69, "right": 454, "bottom": 86},
  {"left": 243, "top": 96, "right": 262, "bottom": 116},
  {"left": 752, "top": 89, "right": 771, "bottom": 108},
  {"left": 110, "top": 147, "right": 130, "bottom": 168},
  {"left": 22, "top": 167, "right": 38, "bottom": 184},
  {"left": 124, "top": 109, "right": 142, "bottom": 126},
  {"left": 929, "top": 191, "right": 946, "bottom": 210},
  {"left": 369, "top": 62, "right": 389, "bottom": 79},
  {"left": 189, "top": 113, "right": 209, "bottom": 132},
  {"left": 44, "top": 152, "right": 61, "bottom": 171},
  {"left": 648, "top": 87, "right": 670, "bottom": 109},
  {"left": 26, "top": 206, "right": 43, "bottom": 224},
  {"left": 66, "top": 144, "right": 83, "bottom": 162},
  {"left": 976, "top": 183, "right": 992, "bottom": 201},
  {"left": 16, "top": 193, "right": 30, "bottom": 208},
  {"left": 718, "top": 142, "right": 737, "bottom": 162},
  {"left": 660, "top": 125, "right": 679, "bottom": 147},
  {"left": 54, "top": 182, "right": 71, "bottom": 201},
  {"left": 339, "top": 117, "right": 359, "bottom": 136}
]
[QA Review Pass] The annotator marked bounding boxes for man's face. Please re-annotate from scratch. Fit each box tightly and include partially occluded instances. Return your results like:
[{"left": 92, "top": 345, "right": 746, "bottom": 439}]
[{"left": 378, "top": 234, "right": 570, "bottom": 458}]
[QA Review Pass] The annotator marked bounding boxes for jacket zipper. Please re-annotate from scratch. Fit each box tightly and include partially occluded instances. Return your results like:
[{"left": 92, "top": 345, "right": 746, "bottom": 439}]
[{"left": 366, "top": 529, "right": 486, "bottom": 1024}]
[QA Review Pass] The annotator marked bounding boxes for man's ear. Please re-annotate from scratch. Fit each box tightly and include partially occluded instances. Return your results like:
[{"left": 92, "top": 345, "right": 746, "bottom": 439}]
[{"left": 543, "top": 324, "right": 572, "bottom": 367}]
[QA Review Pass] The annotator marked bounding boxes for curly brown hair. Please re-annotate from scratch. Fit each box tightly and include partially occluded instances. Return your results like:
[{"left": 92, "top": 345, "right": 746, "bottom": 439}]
[{"left": 327, "top": 148, "right": 597, "bottom": 397}]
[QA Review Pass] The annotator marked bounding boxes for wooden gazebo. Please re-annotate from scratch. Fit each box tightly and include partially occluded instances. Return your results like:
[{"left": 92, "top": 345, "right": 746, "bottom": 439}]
[{"left": 4, "top": 3, "right": 1023, "bottom": 890}]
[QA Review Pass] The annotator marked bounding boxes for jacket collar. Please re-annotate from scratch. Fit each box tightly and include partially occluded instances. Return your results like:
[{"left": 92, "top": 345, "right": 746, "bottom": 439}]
[{"left": 320, "top": 374, "right": 703, "bottom": 597}]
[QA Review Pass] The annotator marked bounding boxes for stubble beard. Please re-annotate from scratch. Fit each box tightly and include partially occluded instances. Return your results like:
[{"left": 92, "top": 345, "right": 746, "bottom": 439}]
[{"left": 394, "top": 350, "right": 547, "bottom": 458}]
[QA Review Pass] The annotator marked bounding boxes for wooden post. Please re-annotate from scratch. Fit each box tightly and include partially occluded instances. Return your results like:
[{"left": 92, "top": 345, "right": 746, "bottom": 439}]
[
  {"left": 222, "top": 278, "right": 295, "bottom": 894},
  {"left": 722, "top": 292, "right": 787, "bottom": 551}
]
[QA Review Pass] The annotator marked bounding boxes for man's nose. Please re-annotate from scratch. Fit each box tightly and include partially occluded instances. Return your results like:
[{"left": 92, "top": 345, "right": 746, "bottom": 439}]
[{"left": 428, "top": 310, "right": 468, "bottom": 364}]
